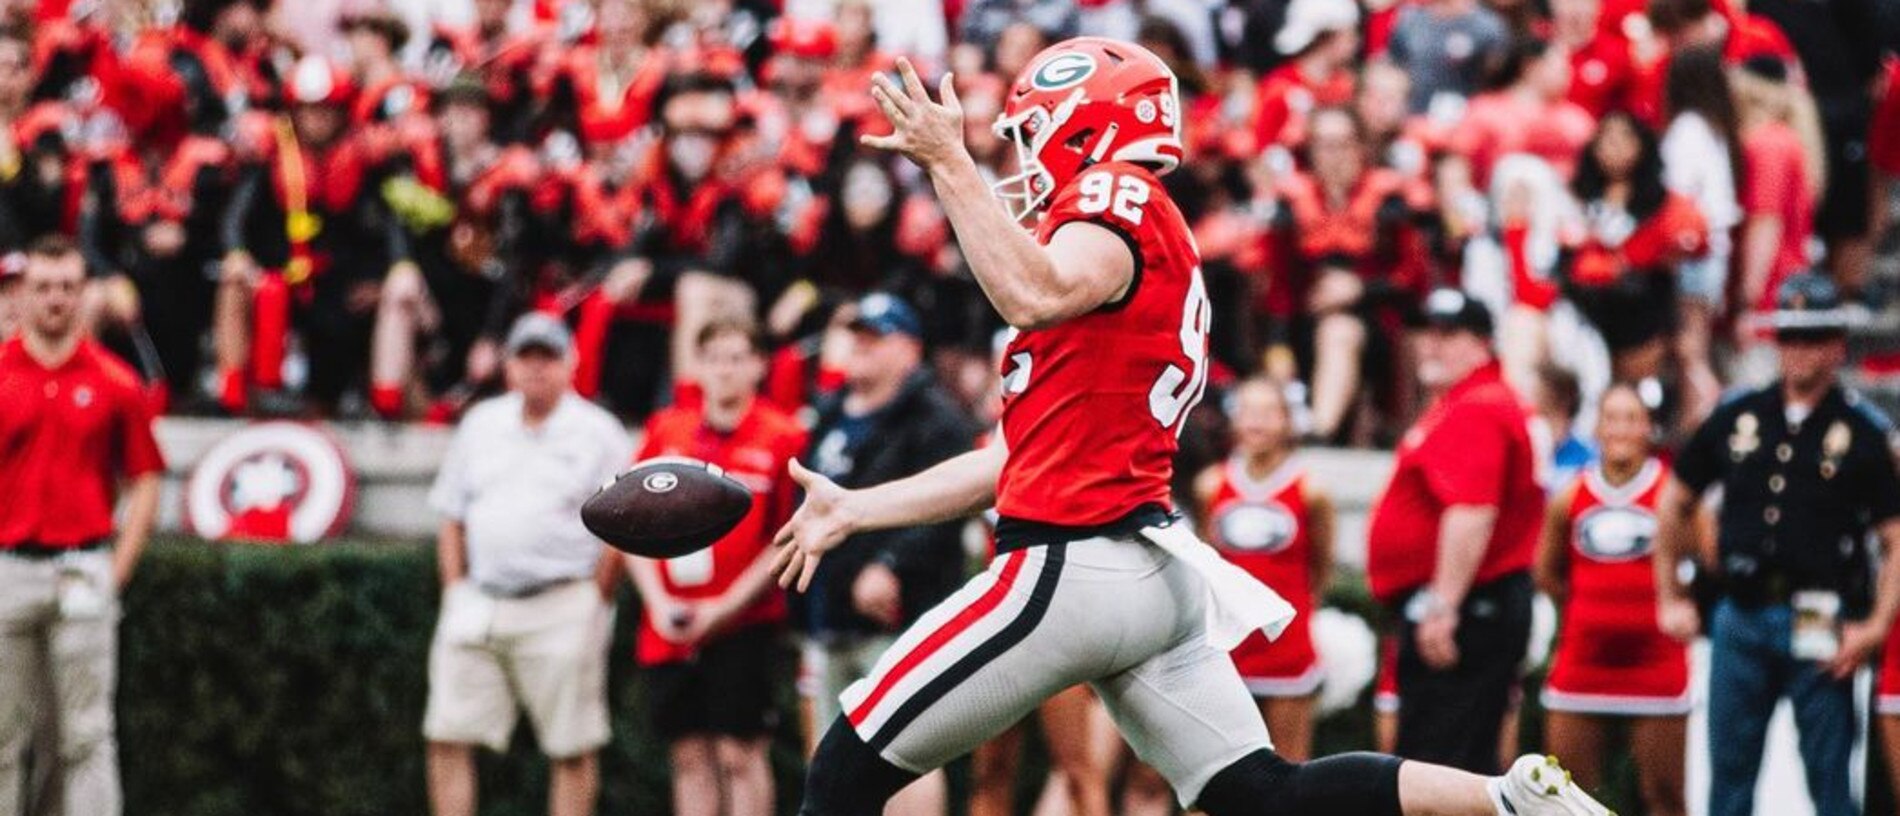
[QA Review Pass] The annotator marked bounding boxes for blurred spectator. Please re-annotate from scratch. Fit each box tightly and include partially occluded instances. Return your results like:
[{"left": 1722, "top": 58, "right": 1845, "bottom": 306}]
[
  {"left": 1535, "top": 383, "right": 1687, "bottom": 816},
  {"left": 1250, "top": 0, "right": 1358, "bottom": 154},
  {"left": 369, "top": 76, "right": 540, "bottom": 419},
  {"left": 1655, "top": 273, "right": 1900, "bottom": 816},
  {"left": 1259, "top": 107, "right": 1431, "bottom": 443},
  {"left": 1640, "top": 0, "right": 1799, "bottom": 126},
  {"left": 416, "top": 0, "right": 545, "bottom": 144},
  {"left": 1365, "top": 289, "right": 1541, "bottom": 774},
  {"left": 0, "top": 28, "right": 26, "bottom": 249},
  {"left": 1529, "top": 362, "right": 1596, "bottom": 491},
  {"left": 0, "top": 237, "right": 164, "bottom": 816},
  {"left": 544, "top": 0, "right": 670, "bottom": 147},
  {"left": 1199, "top": 378, "right": 1336, "bottom": 760},
  {"left": 1658, "top": 45, "right": 1737, "bottom": 426},
  {"left": 423, "top": 312, "right": 632, "bottom": 816},
  {"left": 825, "top": 0, "right": 900, "bottom": 94},
  {"left": 1733, "top": 55, "right": 1823, "bottom": 332},
  {"left": 796, "top": 292, "right": 977, "bottom": 812},
  {"left": 629, "top": 318, "right": 805, "bottom": 816},
  {"left": 957, "top": 0, "right": 1076, "bottom": 56},
  {"left": 1559, "top": 112, "right": 1708, "bottom": 407},
  {"left": 1747, "top": 0, "right": 1884, "bottom": 292},
  {"left": 1445, "top": 38, "right": 1595, "bottom": 192},
  {"left": 212, "top": 55, "right": 416, "bottom": 416},
  {"left": 1552, "top": 0, "right": 1636, "bottom": 119},
  {"left": 806, "top": 0, "right": 947, "bottom": 68},
  {"left": 1386, "top": 0, "right": 1510, "bottom": 116},
  {"left": 1353, "top": 60, "right": 1435, "bottom": 184}
]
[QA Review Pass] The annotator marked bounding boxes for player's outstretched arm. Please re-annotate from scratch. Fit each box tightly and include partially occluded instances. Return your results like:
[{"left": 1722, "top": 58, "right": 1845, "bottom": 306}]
[
  {"left": 862, "top": 59, "right": 1133, "bottom": 330},
  {"left": 771, "top": 439, "right": 1006, "bottom": 591}
]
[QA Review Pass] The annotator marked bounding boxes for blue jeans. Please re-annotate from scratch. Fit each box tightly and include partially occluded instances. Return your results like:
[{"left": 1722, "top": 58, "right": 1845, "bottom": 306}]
[{"left": 1707, "top": 600, "right": 1859, "bottom": 816}]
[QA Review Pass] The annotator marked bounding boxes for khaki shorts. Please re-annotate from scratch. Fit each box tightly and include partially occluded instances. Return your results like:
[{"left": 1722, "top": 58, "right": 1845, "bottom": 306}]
[
  {"left": 801, "top": 632, "right": 897, "bottom": 738},
  {"left": 423, "top": 580, "right": 611, "bottom": 758}
]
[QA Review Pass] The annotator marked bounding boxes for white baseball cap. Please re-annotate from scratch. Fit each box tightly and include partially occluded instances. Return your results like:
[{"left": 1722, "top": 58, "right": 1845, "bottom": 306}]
[{"left": 1275, "top": 0, "right": 1361, "bottom": 55}]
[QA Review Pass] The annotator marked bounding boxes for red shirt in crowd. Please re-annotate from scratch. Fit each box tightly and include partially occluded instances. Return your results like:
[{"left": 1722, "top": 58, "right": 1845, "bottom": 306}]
[
  {"left": 1566, "top": 33, "right": 1637, "bottom": 119},
  {"left": 1741, "top": 119, "right": 1814, "bottom": 310},
  {"left": 0, "top": 337, "right": 165, "bottom": 548},
  {"left": 1447, "top": 92, "right": 1597, "bottom": 188},
  {"left": 632, "top": 399, "right": 806, "bottom": 666},
  {"left": 1366, "top": 361, "right": 1543, "bottom": 602},
  {"left": 1252, "top": 63, "right": 1357, "bottom": 152}
]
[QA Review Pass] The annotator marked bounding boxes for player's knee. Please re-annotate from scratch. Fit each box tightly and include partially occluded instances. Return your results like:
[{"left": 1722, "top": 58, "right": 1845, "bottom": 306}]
[
  {"left": 1195, "top": 749, "right": 1403, "bottom": 816},
  {"left": 798, "top": 718, "right": 918, "bottom": 816}
]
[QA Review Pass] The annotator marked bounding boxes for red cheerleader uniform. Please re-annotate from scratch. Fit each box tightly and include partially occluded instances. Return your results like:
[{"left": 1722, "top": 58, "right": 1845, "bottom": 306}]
[
  {"left": 1543, "top": 459, "right": 1692, "bottom": 716},
  {"left": 1208, "top": 457, "right": 1323, "bottom": 698}
]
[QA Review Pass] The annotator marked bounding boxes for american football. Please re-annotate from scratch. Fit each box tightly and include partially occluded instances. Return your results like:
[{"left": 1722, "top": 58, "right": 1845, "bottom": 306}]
[{"left": 581, "top": 457, "right": 753, "bottom": 558}]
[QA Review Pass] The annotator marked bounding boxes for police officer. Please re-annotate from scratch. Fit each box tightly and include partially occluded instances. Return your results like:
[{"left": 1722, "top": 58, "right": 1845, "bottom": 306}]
[{"left": 1653, "top": 272, "right": 1900, "bottom": 816}]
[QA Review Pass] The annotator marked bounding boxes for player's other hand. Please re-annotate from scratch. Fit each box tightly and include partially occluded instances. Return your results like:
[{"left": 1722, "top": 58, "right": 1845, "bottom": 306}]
[
  {"left": 772, "top": 459, "right": 862, "bottom": 592},
  {"left": 862, "top": 58, "right": 966, "bottom": 171}
]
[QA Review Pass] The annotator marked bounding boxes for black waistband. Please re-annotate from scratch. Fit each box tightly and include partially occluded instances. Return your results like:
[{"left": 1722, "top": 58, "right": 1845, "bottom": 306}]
[
  {"left": 0, "top": 540, "right": 109, "bottom": 559},
  {"left": 993, "top": 504, "right": 1173, "bottom": 554}
]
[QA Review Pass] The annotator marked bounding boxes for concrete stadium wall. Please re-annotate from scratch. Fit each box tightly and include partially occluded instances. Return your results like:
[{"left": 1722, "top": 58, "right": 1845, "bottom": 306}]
[{"left": 151, "top": 418, "right": 1395, "bottom": 557}]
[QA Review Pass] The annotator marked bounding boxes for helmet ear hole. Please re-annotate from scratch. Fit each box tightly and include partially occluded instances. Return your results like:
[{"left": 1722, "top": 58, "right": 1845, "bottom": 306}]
[{"left": 1063, "top": 128, "right": 1094, "bottom": 152}]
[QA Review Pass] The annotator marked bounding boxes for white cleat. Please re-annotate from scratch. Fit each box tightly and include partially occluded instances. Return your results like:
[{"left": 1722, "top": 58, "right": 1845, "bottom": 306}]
[{"left": 1493, "top": 755, "right": 1616, "bottom": 816}]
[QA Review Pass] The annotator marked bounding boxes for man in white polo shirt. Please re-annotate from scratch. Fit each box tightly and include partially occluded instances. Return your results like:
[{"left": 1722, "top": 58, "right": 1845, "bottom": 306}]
[{"left": 423, "top": 312, "right": 633, "bottom": 816}]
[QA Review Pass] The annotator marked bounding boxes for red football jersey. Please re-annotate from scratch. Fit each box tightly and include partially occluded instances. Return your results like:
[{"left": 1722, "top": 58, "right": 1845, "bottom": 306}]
[
  {"left": 1208, "top": 458, "right": 1321, "bottom": 692},
  {"left": 996, "top": 161, "right": 1211, "bottom": 527},
  {"left": 633, "top": 401, "right": 807, "bottom": 666},
  {"left": 1545, "top": 458, "right": 1690, "bottom": 711}
]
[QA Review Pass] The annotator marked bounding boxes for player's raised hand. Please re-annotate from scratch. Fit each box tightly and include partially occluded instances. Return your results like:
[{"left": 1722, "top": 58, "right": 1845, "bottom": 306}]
[
  {"left": 862, "top": 58, "right": 966, "bottom": 171},
  {"left": 771, "top": 459, "right": 861, "bottom": 592}
]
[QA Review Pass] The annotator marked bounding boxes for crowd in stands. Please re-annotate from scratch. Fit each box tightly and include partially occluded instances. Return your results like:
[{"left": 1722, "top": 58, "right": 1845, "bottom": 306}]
[{"left": 0, "top": 0, "right": 1895, "bottom": 440}]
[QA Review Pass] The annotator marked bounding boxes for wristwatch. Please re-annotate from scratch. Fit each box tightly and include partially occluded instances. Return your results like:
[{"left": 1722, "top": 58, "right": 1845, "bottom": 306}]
[{"left": 1406, "top": 589, "right": 1455, "bottom": 624}]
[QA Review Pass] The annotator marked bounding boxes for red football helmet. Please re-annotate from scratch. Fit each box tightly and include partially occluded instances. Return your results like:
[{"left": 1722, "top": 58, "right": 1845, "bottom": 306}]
[{"left": 992, "top": 37, "right": 1184, "bottom": 221}]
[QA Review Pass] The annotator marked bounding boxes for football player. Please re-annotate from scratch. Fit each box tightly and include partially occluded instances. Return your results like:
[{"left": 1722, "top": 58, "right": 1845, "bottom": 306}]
[{"left": 773, "top": 40, "right": 1612, "bottom": 816}]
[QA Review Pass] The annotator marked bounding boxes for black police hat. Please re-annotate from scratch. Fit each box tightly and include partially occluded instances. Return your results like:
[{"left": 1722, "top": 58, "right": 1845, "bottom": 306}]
[
  {"left": 1418, "top": 287, "right": 1495, "bottom": 339},
  {"left": 1771, "top": 272, "right": 1850, "bottom": 337}
]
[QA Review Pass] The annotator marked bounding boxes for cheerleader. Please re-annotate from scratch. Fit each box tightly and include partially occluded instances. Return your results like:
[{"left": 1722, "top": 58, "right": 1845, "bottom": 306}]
[
  {"left": 1194, "top": 377, "right": 1335, "bottom": 760},
  {"left": 1534, "top": 382, "right": 1687, "bottom": 815}
]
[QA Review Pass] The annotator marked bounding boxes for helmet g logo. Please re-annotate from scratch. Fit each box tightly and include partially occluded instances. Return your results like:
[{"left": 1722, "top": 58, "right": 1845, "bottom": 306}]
[{"left": 1031, "top": 53, "right": 1096, "bottom": 91}]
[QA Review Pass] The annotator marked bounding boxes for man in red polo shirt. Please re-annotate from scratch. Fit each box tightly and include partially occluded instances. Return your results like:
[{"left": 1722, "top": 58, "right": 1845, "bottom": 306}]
[
  {"left": 1366, "top": 288, "right": 1542, "bottom": 775},
  {"left": 0, "top": 235, "right": 164, "bottom": 816},
  {"left": 628, "top": 317, "right": 806, "bottom": 816}
]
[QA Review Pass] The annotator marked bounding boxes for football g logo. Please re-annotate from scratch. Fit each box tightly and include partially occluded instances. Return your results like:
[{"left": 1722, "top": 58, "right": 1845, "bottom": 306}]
[
  {"left": 1031, "top": 53, "right": 1097, "bottom": 91},
  {"left": 1216, "top": 503, "right": 1300, "bottom": 553},
  {"left": 1575, "top": 506, "right": 1658, "bottom": 562},
  {"left": 643, "top": 472, "right": 679, "bottom": 493}
]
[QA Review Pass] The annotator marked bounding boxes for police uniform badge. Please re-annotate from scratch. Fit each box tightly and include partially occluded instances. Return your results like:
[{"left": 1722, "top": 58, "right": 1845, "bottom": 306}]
[
  {"left": 1821, "top": 421, "right": 1850, "bottom": 479},
  {"left": 1730, "top": 413, "right": 1760, "bottom": 460}
]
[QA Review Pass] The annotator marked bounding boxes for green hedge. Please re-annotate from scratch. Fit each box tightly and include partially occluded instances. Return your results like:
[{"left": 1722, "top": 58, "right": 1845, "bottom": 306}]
[{"left": 112, "top": 537, "right": 1700, "bottom": 815}]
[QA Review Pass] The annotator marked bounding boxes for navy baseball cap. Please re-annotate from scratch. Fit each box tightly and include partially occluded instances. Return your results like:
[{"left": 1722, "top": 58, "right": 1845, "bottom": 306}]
[
  {"left": 1418, "top": 287, "right": 1494, "bottom": 338},
  {"left": 847, "top": 293, "right": 923, "bottom": 339}
]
